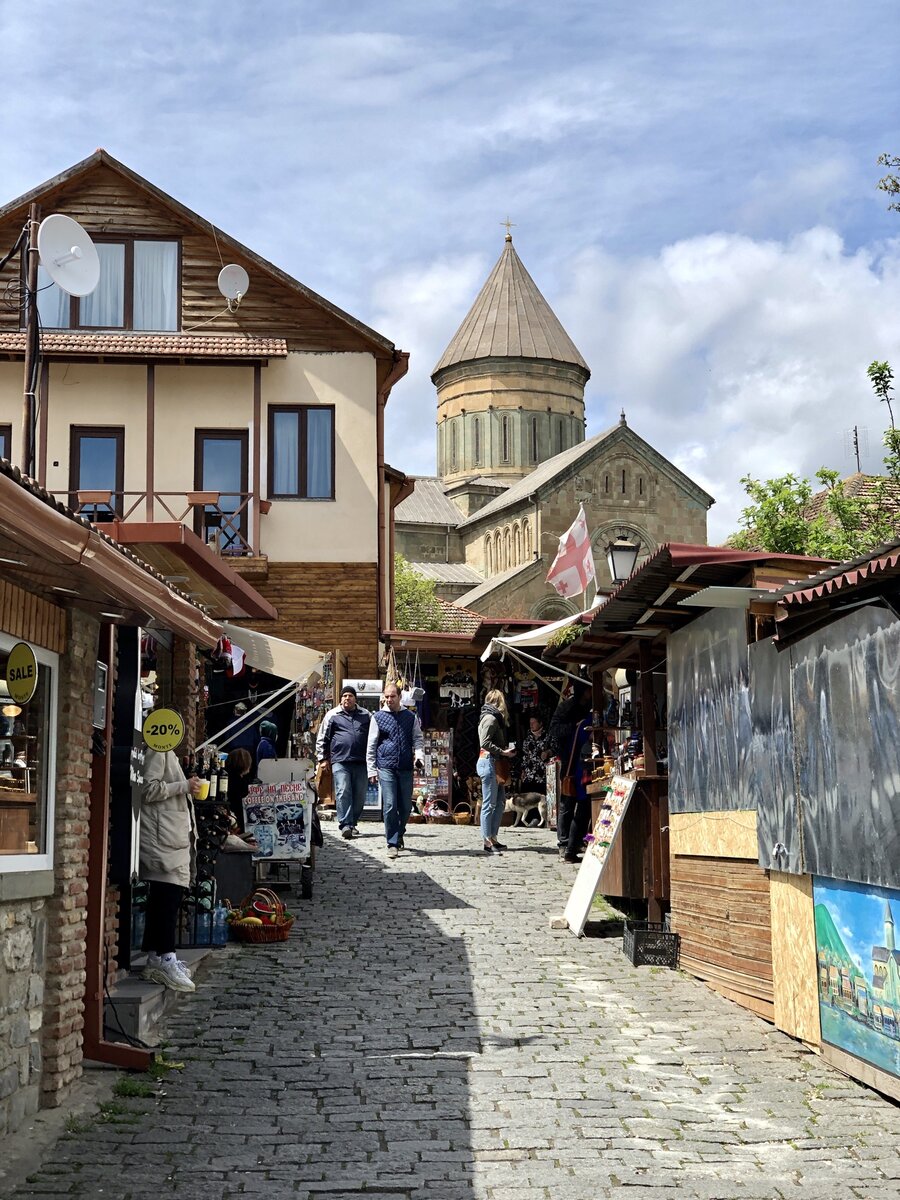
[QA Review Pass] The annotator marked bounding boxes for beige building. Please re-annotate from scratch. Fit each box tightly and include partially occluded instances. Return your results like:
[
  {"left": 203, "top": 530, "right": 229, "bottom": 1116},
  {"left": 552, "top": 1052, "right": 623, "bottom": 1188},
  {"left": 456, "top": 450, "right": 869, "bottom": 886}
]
[
  {"left": 395, "top": 235, "right": 714, "bottom": 620},
  {"left": 0, "top": 151, "right": 410, "bottom": 674}
]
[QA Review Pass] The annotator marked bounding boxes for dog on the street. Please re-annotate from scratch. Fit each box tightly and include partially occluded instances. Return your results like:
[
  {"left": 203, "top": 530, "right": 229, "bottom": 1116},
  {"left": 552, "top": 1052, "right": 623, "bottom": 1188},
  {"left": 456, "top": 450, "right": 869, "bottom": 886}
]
[{"left": 504, "top": 792, "right": 548, "bottom": 828}]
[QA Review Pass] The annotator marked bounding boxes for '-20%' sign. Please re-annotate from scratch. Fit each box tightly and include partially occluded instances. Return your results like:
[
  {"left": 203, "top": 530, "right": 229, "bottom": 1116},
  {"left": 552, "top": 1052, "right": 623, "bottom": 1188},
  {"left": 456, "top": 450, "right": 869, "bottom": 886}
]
[{"left": 142, "top": 707, "right": 186, "bottom": 753}]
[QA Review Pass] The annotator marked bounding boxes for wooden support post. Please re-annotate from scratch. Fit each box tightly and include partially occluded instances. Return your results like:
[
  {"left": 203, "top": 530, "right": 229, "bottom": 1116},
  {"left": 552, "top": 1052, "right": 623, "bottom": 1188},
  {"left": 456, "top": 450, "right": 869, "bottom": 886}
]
[
  {"left": 639, "top": 641, "right": 663, "bottom": 922},
  {"left": 21, "top": 203, "right": 40, "bottom": 476}
]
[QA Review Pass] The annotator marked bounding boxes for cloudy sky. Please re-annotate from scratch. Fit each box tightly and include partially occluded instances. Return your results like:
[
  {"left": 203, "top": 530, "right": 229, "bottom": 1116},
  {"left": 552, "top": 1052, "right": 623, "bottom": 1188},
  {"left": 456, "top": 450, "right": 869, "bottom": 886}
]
[{"left": 3, "top": 1, "right": 899, "bottom": 539}]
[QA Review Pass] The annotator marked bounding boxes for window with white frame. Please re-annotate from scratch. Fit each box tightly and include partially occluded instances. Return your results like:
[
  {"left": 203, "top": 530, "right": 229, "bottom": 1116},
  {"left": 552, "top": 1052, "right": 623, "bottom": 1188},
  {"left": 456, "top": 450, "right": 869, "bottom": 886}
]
[
  {"left": 0, "top": 635, "right": 57, "bottom": 870},
  {"left": 36, "top": 238, "right": 179, "bottom": 331}
]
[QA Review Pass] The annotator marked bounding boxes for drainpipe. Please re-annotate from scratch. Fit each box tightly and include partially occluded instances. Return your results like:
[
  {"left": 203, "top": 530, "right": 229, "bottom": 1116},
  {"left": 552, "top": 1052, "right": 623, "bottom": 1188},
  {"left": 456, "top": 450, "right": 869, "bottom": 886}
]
[{"left": 376, "top": 350, "right": 410, "bottom": 636}]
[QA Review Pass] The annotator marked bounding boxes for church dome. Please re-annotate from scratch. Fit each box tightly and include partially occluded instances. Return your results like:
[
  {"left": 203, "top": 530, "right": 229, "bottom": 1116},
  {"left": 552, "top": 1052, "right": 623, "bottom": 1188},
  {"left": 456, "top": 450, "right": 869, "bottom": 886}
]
[{"left": 432, "top": 236, "right": 589, "bottom": 381}]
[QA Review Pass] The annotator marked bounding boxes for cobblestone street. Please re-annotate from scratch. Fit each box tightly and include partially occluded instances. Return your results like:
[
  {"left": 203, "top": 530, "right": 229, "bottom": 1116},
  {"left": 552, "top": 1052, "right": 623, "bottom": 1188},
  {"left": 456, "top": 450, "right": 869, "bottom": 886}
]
[{"left": 10, "top": 822, "right": 900, "bottom": 1200}]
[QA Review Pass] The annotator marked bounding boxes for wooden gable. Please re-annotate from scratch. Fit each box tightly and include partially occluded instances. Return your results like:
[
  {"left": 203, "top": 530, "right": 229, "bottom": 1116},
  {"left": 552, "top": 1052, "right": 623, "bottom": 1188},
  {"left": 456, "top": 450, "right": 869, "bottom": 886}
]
[{"left": 0, "top": 154, "right": 393, "bottom": 358}]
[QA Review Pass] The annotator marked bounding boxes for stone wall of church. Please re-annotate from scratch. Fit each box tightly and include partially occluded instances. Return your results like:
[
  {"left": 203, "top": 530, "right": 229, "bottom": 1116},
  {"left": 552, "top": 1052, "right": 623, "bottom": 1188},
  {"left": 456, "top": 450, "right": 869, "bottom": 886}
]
[
  {"left": 394, "top": 526, "right": 462, "bottom": 565},
  {"left": 435, "top": 359, "right": 586, "bottom": 484}
]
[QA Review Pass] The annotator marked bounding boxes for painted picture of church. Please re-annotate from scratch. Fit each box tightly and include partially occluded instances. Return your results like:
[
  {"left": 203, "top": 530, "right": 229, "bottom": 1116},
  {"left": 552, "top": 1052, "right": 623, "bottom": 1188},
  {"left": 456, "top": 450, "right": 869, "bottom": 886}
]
[{"left": 813, "top": 876, "right": 900, "bottom": 1080}]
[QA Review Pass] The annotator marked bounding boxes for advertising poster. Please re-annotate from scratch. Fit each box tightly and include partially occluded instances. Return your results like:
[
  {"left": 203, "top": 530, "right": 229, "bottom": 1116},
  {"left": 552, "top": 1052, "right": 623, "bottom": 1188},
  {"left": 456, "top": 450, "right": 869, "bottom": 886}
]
[{"left": 244, "top": 781, "right": 310, "bottom": 862}]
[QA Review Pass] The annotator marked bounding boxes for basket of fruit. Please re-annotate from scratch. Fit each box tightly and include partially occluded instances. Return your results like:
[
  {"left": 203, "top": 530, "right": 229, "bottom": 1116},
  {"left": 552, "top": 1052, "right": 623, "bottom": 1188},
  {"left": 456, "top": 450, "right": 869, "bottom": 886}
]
[{"left": 227, "top": 887, "right": 294, "bottom": 943}]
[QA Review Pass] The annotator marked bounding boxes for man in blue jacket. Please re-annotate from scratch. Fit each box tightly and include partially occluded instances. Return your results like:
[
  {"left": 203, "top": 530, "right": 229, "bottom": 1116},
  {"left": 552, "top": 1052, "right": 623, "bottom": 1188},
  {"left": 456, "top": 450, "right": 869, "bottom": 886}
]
[
  {"left": 316, "top": 685, "right": 371, "bottom": 839},
  {"left": 366, "top": 681, "right": 424, "bottom": 859}
]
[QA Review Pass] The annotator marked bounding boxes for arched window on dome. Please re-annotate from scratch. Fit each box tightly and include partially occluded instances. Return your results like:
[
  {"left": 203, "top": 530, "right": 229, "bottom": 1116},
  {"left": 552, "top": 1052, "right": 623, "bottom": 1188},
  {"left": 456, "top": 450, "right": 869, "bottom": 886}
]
[
  {"left": 501, "top": 414, "right": 511, "bottom": 463},
  {"left": 530, "top": 416, "right": 538, "bottom": 463},
  {"left": 484, "top": 535, "right": 493, "bottom": 575},
  {"left": 450, "top": 420, "right": 458, "bottom": 470},
  {"left": 557, "top": 420, "right": 564, "bottom": 454},
  {"left": 473, "top": 416, "right": 481, "bottom": 466}
]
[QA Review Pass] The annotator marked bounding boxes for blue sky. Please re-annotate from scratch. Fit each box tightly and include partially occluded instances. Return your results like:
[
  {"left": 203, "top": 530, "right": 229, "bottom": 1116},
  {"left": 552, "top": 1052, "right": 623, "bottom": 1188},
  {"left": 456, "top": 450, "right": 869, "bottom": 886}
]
[{"left": 3, "top": 1, "right": 900, "bottom": 538}]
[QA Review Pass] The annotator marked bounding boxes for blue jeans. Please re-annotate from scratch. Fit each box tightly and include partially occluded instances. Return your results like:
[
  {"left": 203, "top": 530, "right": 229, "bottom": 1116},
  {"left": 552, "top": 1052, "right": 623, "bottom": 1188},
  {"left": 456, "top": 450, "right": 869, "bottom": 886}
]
[
  {"left": 332, "top": 761, "right": 367, "bottom": 830},
  {"left": 477, "top": 754, "right": 506, "bottom": 841},
  {"left": 379, "top": 768, "right": 413, "bottom": 847}
]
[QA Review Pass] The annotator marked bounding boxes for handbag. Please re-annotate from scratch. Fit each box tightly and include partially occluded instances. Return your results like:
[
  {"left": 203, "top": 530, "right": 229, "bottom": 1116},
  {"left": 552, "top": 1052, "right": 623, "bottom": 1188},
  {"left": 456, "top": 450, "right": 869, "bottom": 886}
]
[
  {"left": 494, "top": 755, "right": 512, "bottom": 786},
  {"left": 559, "top": 721, "right": 583, "bottom": 798}
]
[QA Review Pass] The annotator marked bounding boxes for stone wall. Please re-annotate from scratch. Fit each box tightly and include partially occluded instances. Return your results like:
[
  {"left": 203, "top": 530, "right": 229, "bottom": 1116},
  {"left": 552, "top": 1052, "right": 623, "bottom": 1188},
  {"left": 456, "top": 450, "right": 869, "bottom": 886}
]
[{"left": 0, "top": 896, "right": 46, "bottom": 1137}]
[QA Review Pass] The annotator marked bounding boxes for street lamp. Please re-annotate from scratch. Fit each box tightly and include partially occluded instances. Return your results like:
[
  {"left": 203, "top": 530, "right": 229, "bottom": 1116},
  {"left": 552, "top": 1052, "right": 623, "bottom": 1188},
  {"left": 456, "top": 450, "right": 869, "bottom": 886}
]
[{"left": 606, "top": 534, "right": 640, "bottom": 585}]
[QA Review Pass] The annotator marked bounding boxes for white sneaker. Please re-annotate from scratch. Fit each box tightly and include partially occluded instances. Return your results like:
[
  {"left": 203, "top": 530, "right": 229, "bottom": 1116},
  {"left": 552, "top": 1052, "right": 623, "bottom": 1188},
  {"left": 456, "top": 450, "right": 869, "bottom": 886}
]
[{"left": 143, "top": 956, "right": 195, "bottom": 993}]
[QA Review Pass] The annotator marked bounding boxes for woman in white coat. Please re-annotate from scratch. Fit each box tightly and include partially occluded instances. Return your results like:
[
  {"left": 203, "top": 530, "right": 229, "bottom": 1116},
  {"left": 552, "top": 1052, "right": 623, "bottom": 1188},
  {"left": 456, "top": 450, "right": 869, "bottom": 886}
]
[{"left": 140, "top": 749, "right": 203, "bottom": 992}]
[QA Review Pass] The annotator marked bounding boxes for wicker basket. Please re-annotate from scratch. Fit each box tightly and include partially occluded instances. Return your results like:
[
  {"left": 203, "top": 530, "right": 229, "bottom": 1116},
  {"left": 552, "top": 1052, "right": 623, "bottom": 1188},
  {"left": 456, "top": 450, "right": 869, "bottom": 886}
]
[
  {"left": 427, "top": 812, "right": 453, "bottom": 824},
  {"left": 452, "top": 803, "right": 473, "bottom": 826},
  {"left": 228, "top": 887, "right": 294, "bottom": 944},
  {"left": 407, "top": 812, "right": 426, "bottom": 824}
]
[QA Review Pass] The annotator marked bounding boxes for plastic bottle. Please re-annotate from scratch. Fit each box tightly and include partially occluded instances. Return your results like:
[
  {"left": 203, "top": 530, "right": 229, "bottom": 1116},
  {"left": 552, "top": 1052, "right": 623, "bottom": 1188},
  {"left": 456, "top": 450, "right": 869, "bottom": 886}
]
[
  {"left": 133, "top": 906, "right": 145, "bottom": 950},
  {"left": 196, "top": 906, "right": 212, "bottom": 945},
  {"left": 212, "top": 902, "right": 229, "bottom": 947}
]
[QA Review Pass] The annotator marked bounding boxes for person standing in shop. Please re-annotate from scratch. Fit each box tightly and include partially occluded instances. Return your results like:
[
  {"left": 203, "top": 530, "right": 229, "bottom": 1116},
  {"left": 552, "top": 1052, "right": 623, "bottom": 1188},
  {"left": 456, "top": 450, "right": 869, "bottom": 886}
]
[
  {"left": 139, "top": 749, "right": 203, "bottom": 992},
  {"left": 316, "top": 684, "right": 371, "bottom": 840},
  {"left": 256, "top": 720, "right": 279, "bottom": 763},
  {"left": 476, "top": 689, "right": 517, "bottom": 855},
  {"left": 366, "top": 682, "right": 424, "bottom": 860},
  {"left": 548, "top": 681, "right": 594, "bottom": 862}
]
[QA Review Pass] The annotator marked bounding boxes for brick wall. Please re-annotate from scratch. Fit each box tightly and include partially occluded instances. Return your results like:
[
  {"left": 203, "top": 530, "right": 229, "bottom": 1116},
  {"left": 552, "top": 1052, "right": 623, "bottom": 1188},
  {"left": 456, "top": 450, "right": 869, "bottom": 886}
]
[{"left": 40, "top": 609, "right": 99, "bottom": 1107}]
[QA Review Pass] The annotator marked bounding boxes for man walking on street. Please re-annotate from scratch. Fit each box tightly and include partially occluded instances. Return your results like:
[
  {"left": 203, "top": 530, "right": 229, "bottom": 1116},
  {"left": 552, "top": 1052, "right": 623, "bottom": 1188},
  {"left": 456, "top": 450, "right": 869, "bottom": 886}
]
[
  {"left": 366, "top": 682, "right": 424, "bottom": 859},
  {"left": 317, "top": 685, "right": 371, "bottom": 839}
]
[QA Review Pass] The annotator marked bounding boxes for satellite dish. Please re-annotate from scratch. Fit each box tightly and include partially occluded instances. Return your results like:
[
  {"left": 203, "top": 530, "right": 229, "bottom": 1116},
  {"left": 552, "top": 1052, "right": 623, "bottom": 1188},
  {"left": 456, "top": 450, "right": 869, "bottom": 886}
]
[
  {"left": 217, "top": 264, "right": 250, "bottom": 301},
  {"left": 36, "top": 214, "right": 100, "bottom": 297}
]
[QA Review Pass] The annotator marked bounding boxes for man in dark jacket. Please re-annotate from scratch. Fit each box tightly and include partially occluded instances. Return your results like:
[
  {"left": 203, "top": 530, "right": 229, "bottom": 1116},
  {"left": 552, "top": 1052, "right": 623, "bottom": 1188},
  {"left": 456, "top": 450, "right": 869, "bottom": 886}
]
[
  {"left": 316, "top": 685, "right": 372, "bottom": 839},
  {"left": 366, "top": 682, "right": 424, "bottom": 859},
  {"left": 548, "top": 682, "right": 593, "bottom": 861}
]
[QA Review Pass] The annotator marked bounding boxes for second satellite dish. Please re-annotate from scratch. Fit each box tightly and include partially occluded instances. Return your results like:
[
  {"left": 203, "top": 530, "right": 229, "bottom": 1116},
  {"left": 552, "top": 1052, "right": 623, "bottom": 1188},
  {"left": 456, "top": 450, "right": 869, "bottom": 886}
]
[
  {"left": 37, "top": 214, "right": 100, "bottom": 297},
  {"left": 218, "top": 264, "right": 250, "bottom": 302}
]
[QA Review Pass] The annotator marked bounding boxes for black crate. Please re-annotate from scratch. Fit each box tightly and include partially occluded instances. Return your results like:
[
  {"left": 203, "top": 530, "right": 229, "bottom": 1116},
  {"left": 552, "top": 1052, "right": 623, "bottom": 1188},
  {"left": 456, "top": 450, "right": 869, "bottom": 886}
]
[{"left": 622, "top": 920, "right": 680, "bottom": 969}]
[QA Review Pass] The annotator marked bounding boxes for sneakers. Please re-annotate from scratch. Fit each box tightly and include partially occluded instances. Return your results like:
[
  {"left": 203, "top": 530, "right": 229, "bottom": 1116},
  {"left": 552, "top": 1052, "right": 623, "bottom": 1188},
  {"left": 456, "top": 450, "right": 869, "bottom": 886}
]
[
  {"left": 142, "top": 954, "right": 196, "bottom": 993},
  {"left": 563, "top": 854, "right": 583, "bottom": 864},
  {"left": 387, "top": 846, "right": 399, "bottom": 860},
  {"left": 491, "top": 840, "right": 508, "bottom": 851},
  {"left": 350, "top": 827, "right": 361, "bottom": 838},
  {"left": 483, "top": 841, "right": 501, "bottom": 855},
  {"left": 341, "top": 827, "right": 353, "bottom": 839},
  {"left": 398, "top": 838, "right": 405, "bottom": 850}
]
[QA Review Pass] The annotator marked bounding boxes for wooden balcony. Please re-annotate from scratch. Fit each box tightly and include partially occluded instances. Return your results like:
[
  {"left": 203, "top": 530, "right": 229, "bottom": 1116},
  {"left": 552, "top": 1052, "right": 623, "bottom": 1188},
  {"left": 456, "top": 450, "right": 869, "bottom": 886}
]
[{"left": 52, "top": 490, "right": 264, "bottom": 558}]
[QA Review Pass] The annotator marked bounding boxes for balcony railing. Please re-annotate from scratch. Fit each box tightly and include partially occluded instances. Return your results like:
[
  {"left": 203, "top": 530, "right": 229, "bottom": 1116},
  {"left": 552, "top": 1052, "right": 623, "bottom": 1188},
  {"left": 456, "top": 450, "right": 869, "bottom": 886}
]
[{"left": 51, "top": 490, "right": 261, "bottom": 557}]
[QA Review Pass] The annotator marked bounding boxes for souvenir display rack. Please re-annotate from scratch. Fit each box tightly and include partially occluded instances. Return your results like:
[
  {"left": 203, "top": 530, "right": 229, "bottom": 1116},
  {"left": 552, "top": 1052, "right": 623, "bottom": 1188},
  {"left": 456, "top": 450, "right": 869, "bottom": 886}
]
[{"left": 413, "top": 729, "right": 453, "bottom": 808}]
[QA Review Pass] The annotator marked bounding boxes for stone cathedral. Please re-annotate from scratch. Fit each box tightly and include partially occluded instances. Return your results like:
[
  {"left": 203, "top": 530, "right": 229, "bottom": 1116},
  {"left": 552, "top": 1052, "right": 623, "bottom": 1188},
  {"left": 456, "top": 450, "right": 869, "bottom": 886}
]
[{"left": 394, "top": 234, "right": 712, "bottom": 620}]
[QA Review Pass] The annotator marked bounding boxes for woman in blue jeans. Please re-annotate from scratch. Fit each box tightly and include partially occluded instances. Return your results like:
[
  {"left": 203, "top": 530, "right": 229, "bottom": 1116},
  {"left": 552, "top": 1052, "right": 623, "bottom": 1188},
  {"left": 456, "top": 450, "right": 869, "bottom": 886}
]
[{"left": 476, "top": 689, "right": 516, "bottom": 855}]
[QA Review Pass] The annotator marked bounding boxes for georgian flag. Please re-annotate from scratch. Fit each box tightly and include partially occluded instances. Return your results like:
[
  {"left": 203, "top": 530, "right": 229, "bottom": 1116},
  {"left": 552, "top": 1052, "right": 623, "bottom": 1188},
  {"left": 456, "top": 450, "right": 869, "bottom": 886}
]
[{"left": 546, "top": 505, "right": 596, "bottom": 598}]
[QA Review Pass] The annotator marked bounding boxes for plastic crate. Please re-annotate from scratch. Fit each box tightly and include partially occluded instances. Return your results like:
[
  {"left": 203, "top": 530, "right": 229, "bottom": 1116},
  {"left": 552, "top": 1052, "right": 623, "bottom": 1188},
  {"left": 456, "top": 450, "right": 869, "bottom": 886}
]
[{"left": 622, "top": 920, "right": 680, "bottom": 968}]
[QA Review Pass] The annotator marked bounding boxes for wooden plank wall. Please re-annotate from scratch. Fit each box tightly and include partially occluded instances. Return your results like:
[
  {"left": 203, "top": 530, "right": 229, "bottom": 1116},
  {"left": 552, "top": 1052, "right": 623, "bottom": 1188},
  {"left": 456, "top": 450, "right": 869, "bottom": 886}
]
[
  {"left": 0, "top": 579, "right": 66, "bottom": 653},
  {"left": 670, "top": 854, "right": 774, "bottom": 1021},
  {"left": 235, "top": 561, "right": 379, "bottom": 679},
  {"left": 0, "top": 167, "right": 382, "bottom": 355}
]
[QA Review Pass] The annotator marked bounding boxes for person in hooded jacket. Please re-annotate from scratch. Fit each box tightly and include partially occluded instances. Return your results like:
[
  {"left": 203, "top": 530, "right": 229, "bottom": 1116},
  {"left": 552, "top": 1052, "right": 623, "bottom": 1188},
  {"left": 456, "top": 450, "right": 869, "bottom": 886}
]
[
  {"left": 476, "top": 689, "right": 517, "bottom": 855},
  {"left": 256, "top": 719, "right": 279, "bottom": 763},
  {"left": 547, "top": 681, "right": 594, "bottom": 861},
  {"left": 139, "top": 749, "right": 203, "bottom": 992}
]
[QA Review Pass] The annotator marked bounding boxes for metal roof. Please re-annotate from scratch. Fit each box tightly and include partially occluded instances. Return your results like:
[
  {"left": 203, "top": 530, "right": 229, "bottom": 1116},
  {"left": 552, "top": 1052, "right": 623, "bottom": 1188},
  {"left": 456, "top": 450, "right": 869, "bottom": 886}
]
[
  {"left": 454, "top": 559, "right": 541, "bottom": 608},
  {"left": 394, "top": 477, "right": 464, "bottom": 526},
  {"left": 432, "top": 238, "right": 589, "bottom": 377},
  {"left": 407, "top": 562, "right": 484, "bottom": 585}
]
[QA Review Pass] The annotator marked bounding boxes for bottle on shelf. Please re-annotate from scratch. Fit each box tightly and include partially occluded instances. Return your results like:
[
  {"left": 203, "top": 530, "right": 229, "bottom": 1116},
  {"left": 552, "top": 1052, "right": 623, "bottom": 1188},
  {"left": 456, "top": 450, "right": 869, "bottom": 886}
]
[{"left": 212, "top": 901, "right": 229, "bottom": 946}]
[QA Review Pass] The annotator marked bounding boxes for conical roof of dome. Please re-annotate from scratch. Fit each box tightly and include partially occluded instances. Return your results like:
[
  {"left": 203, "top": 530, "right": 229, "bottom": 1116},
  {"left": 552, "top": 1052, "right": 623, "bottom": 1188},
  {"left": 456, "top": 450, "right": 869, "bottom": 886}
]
[{"left": 432, "top": 237, "right": 589, "bottom": 378}]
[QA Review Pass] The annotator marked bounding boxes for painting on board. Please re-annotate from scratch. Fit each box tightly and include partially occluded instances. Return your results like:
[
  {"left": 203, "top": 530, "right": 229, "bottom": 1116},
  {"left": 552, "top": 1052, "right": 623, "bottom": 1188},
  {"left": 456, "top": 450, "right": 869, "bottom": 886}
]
[{"left": 813, "top": 876, "right": 900, "bottom": 1080}]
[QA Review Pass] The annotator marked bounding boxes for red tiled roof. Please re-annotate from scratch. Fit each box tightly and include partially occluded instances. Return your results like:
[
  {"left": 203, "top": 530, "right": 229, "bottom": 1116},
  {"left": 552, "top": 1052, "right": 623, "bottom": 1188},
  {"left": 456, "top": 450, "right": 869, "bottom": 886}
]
[
  {"left": 436, "top": 597, "right": 482, "bottom": 635},
  {"left": 803, "top": 472, "right": 900, "bottom": 520},
  {"left": 0, "top": 332, "right": 287, "bottom": 359}
]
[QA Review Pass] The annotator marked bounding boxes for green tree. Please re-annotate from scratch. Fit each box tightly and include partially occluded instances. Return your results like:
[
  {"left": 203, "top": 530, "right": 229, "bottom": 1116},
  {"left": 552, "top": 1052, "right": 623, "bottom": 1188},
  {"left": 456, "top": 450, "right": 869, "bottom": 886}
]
[
  {"left": 876, "top": 152, "right": 900, "bottom": 212},
  {"left": 393, "top": 554, "right": 444, "bottom": 631}
]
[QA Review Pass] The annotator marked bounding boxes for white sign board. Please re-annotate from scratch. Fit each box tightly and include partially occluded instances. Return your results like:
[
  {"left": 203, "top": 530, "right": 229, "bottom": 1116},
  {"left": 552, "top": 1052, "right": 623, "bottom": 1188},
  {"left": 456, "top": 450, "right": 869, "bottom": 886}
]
[{"left": 563, "top": 775, "right": 638, "bottom": 937}]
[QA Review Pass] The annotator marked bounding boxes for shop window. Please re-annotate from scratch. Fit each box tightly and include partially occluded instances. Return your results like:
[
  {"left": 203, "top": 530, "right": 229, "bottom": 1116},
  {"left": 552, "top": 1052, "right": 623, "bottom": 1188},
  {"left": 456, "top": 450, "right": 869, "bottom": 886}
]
[
  {"left": 0, "top": 424, "right": 10, "bottom": 461},
  {"left": 69, "top": 425, "right": 124, "bottom": 519},
  {"left": 36, "top": 238, "right": 179, "bottom": 331},
  {"left": 268, "top": 405, "right": 334, "bottom": 500},
  {"left": 195, "top": 429, "right": 249, "bottom": 551},
  {"left": 0, "top": 636, "right": 57, "bottom": 868}
]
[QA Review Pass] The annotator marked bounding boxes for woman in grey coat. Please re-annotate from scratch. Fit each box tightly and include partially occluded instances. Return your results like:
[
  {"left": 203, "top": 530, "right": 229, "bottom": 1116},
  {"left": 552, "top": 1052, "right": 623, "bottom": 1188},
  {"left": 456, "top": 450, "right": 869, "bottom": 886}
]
[{"left": 140, "top": 749, "right": 202, "bottom": 992}]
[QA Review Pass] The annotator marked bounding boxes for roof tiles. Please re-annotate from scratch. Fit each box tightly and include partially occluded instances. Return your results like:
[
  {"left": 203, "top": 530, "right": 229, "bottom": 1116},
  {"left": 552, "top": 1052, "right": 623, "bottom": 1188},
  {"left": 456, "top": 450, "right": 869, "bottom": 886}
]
[{"left": 0, "top": 331, "right": 288, "bottom": 359}]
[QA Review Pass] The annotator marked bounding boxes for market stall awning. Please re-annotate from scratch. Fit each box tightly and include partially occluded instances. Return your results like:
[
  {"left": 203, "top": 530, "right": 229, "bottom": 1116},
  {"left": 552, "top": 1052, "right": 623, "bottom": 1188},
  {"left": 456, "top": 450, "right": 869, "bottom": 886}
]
[
  {"left": 480, "top": 601, "right": 601, "bottom": 659},
  {"left": 221, "top": 621, "right": 323, "bottom": 682}
]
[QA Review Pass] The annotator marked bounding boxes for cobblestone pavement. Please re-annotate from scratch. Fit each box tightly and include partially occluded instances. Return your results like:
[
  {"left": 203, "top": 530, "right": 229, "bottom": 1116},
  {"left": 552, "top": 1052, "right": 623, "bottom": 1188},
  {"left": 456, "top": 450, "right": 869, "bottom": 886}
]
[{"left": 11, "top": 823, "right": 900, "bottom": 1199}]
